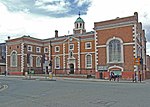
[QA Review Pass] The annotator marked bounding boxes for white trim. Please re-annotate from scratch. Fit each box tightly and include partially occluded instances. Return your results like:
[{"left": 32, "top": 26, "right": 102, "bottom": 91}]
[
  {"left": 94, "top": 31, "right": 98, "bottom": 72},
  {"left": 51, "top": 52, "right": 95, "bottom": 57},
  {"left": 63, "top": 43, "right": 65, "bottom": 69},
  {"left": 108, "top": 65, "right": 124, "bottom": 72},
  {"left": 6, "top": 45, "right": 8, "bottom": 72},
  {"left": 97, "top": 42, "right": 135, "bottom": 48},
  {"left": 95, "top": 21, "right": 135, "bottom": 31},
  {"left": 78, "top": 40, "right": 80, "bottom": 71},
  {"left": 97, "top": 45, "right": 106, "bottom": 48},
  {"left": 21, "top": 43, "right": 24, "bottom": 72}
]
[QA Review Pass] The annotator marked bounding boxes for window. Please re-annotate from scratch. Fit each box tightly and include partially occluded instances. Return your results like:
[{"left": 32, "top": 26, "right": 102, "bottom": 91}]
[
  {"left": 36, "top": 47, "right": 41, "bottom": 53},
  {"left": 36, "top": 56, "right": 41, "bottom": 67},
  {"left": 85, "top": 54, "right": 92, "bottom": 68},
  {"left": 30, "top": 55, "right": 33, "bottom": 67},
  {"left": 55, "top": 56, "right": 60, "bottom": 69},
  {"left": 10, "top": 51, "right": 17, "bottom": 67},
  {"left": 108, "top": 39, "right": 122, "bottom": 63},
  {"left": 27, "top": 45, "right": 32, "bottom": 52},
  {"left": 85, "top": 42, "right": 92, "bottom": 49},
  {"left": 44, "top": 47, "right": 48, "bottom": 53},
  {"left": 69, "top": 44, "right": 74, "bottom": 50},
  {"left": 55, "top": 46, "right": 60, "bottom": 52},
  {"left": 69, "top": 51, "right": 73, "bottom": 58}
]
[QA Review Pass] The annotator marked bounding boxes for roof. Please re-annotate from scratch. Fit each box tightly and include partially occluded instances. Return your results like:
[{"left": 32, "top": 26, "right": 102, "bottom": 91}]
[{"left": 75, "top": 17, "right": 84, "bottom": 23}]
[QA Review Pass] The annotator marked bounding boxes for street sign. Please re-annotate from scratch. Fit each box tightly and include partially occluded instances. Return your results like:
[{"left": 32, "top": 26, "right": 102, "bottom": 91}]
[
  {"left": 97, "top": 65, "right": 108, "bottom": 71},
  {"left": 134, "top": 57, "right": 140, "bottom": 65}
]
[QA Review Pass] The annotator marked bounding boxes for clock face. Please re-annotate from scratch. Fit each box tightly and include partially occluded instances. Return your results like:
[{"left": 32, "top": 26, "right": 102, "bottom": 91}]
[{"left": 69, "top": 37, "right": 72, "bottom": 41}]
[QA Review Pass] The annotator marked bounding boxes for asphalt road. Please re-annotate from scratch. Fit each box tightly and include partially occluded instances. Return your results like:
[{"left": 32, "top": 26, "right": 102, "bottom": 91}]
[{"left": 0, "top": 77, "right": 150, "bottom": 107}]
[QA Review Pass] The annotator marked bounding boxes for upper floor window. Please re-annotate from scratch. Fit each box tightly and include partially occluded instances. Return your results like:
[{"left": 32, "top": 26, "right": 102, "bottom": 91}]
[
  {"left": 36, "top": 47, "right": 41, "bottom": 53},
  {"left": 69, "top": 44, "right": 74, "bottom": 50},
  {"left": 55, "top": 46, "right": 60, "bottom": 52},
  {"left": 107, "top": 38, "right": 123, "bottom": 63},
  {"left": 69, "top": 51, "right": 73, "bottom": 58},
  {"left": 85, "top": 54, "right": 92, "bottom": 68},
  {"left": 10, "top": 51, "right": 17, "bottom": 67},
  {"left": 27, "top": 45, "right": 32, "bottom": 52},
  {"left": 44, "top": 47, "right": 48, "bottom": 53},
  {"left": 85, "top": 42, "right": 92, "bottom": 49}
]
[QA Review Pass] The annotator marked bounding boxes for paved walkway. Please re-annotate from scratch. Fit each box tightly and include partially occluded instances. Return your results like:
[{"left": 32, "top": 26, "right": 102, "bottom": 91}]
[{"left": 0, "top": 75, "right": 146, "bottom": 83}]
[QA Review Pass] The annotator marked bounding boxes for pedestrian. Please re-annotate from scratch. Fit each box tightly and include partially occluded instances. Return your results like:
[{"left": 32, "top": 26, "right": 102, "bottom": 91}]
[
  {"left": 4, "top": 70, "right": 7, "bottom": 76},
  {"left": 110, "top": 71, "right": 114, "bottom": 81}
]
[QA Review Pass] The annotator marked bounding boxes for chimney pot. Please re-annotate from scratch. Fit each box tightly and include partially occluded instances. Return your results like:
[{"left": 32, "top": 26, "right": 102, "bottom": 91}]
[{"left": 55, "top": 30, "right": 58, "bottom": 38}]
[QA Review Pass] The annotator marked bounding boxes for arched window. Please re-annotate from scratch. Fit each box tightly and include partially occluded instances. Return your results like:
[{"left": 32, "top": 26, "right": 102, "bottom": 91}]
[
  {"left": 36, "top": 56, "right": 41, "bottom": 67},
  {"left": 10, "top": 51, "right": 17, "bottom": 67},
  {"left": 85, "top": 54, "right": 92, "bottom": 68},
  {"left": 55, "top": 56, "right": 60, "bottom": 69},
  {"left": 107, "top": 38, "right": 123, "bottom": 63}
]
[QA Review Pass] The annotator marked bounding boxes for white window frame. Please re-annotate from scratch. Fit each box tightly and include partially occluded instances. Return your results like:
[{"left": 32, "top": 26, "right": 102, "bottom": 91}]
[
  {"left": 69, "top": 44, "right": 74, "bottom": 50},
  {"left": 44, "top": 47, "right": 48, "bottom": 53},
  {"left": 10, "top": 51, "right": 17, "bottom": 67},
  {"left": 55, "top": 46, "right": 60, "bottom": 52},
  {"left": 55, "top": 56, "right": 60, "bottom": 69},
  {"left": 106, "top": 37, "right": 124, "bottom": 63},
  {"left": 36, "top": 56, "right": 41, "bottom": 67},
  {"left": 85, "top": 42, "right": 92, "bottom": 49},
  {"left": 27, "top": 45, "right": 32, "bottom": 52},
  {"left": 85, "top": 54, "right": 92, "bottom": 68},
  {"left": 36, "top": 47, "right": 41, "bottom": 53}
]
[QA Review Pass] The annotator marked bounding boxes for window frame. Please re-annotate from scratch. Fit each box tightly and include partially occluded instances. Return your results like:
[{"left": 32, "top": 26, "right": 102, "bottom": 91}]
[
  {"left": 69, "top": 44, "right": 74, "bottom": 50},
  {"left": 85, "top": 42, "right": 92, "bottom": 49},
  {"left": 10, "top": 51, "right": 17, "bottom": 67},
  {"left": 55, "top": 46, "right": 60, "bottom": 52},
  {"left": 44, "top": 47, "right": 48, "bottom": 53},
  {"left": 106, "top": 37, "right": 124, "bottom": 63},
  {"left": 36, "top": 47, "right": 41, "bottom": 53},
  {"left": 85, "top": 54, "right": 92, "bottom": 68},
  {"left": 55, "top": 56, "right": 60, "bottom": 69},
  {"left": 27, "top": 45, "right": 32, "bottom": 52}
]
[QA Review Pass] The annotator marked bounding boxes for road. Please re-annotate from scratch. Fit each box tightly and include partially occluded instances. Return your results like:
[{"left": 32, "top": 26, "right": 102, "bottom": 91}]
[{"left": 0, "top": 76, "right": 150, "bottom": 107}]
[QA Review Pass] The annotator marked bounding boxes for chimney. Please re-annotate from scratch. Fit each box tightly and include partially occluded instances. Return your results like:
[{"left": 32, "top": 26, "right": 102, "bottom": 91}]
[{"left": 55, "top": 30, "right": 58, "bottom": 38}]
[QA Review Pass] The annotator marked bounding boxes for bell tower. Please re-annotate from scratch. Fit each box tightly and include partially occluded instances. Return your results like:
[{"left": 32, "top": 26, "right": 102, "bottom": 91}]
[{"left": 73, "top": 12, "right": 86, "bottom": 35}]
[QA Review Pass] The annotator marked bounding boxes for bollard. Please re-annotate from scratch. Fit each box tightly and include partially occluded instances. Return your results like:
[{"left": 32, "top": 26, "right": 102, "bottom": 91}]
[{"left": 25, "top": 72, "right": 28, "bottom": 79}]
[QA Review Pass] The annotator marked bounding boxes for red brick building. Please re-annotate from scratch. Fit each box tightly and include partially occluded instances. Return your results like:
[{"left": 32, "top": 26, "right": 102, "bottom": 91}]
[{"left": 6, "top": 12, "right": 147, "bottom": 80}]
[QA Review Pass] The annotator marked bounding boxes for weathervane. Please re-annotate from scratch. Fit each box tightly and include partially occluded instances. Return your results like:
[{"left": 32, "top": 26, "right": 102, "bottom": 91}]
[{"left": 78, "top": 11, "right": 80, "bottom": 17}]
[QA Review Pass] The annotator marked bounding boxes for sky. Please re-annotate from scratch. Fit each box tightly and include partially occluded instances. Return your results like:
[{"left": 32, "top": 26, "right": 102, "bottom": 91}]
[{"left": 0, "top": 0, "right": 150, "bottom": 55}]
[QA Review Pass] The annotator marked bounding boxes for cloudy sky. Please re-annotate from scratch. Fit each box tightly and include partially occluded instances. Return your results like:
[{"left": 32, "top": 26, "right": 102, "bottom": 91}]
[{"left": 0, "top": 0, "right": 150, "bottom": 55}]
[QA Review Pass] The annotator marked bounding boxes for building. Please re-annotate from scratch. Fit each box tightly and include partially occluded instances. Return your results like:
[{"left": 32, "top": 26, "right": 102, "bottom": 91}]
[
  {"left": 0, "top": 43, "right": 6, "bottom": 74},
  {"left": 6, "top": 12, "right": 147, "bottom": 80}
]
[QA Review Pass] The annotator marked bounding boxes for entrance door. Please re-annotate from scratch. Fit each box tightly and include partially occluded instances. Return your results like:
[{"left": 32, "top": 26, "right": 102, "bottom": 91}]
[{"left": 69, "top": 64, "right": 74, "bottom": 74}]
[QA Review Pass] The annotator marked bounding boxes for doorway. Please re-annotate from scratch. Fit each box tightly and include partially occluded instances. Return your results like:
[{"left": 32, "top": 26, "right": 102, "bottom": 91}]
[{"left": 69, "top": 63, "right": 74, "bottom": 74}]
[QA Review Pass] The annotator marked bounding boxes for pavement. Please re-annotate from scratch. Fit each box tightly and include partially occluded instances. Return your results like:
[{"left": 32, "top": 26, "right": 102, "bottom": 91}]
[{"left": 0, "top": 74, "right": 147, "bottom": 83}]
